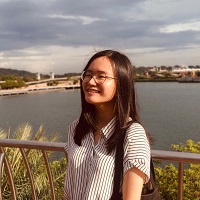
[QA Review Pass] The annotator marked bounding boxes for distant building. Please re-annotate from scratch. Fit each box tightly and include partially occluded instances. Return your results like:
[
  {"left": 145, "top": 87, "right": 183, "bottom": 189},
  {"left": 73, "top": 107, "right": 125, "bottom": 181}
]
[
  {"left": 36, "top": 73, "right": 41, "bottom": 80},
  {"left": 172, "top": 66, "right": 200, "bottom": 77},
  {"left": 149, "top": 67, "right": 157, "bottom": 72},
  {"left": 50, "top": 72, "right": 54, "bottom": 79},
  {"left": 157, "top": 66, "right": 168, "bottom": 73}
]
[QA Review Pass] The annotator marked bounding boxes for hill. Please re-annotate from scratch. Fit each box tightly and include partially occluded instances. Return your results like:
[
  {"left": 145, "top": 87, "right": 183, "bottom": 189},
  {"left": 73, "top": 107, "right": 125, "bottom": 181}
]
[{"left": 0, "top": 68, "right": 35, "bottom": 77}]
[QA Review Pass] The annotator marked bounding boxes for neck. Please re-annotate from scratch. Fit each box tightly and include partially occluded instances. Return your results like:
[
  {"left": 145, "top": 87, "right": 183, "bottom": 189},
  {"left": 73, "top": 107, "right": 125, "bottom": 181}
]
[{"left": 95, "top": 103, "right": 116, "bottom": 128}]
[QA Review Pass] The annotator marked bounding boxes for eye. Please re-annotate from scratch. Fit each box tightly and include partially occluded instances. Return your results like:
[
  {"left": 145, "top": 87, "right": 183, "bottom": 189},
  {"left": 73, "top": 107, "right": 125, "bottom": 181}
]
[
  {"left": 84, "top": 72, "right": 92, "bottom": 78},
  {"left": 85, "top": 74, "right": 91, "bottom": 77},
  {"left": 96, "top": 73, "right": 106, "bottom": 80}
]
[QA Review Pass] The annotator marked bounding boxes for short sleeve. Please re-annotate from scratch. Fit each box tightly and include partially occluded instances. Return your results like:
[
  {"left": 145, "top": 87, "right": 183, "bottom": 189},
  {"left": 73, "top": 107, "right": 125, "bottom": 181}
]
[{"left": 123, "top": 123, "right": 151, "bottom": 183}]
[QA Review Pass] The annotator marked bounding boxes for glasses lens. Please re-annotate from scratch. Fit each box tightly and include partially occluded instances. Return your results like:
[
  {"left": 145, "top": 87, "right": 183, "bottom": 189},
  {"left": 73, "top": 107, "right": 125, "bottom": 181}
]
[
  {"left": 81, "top": 71, "right": 106, "bottom": 84},
  {"left": 95, "top": 72, "right": 106, "bottom": 84},
  {"left": 81, "top": 71, "right": 92, "bottom": 82}
]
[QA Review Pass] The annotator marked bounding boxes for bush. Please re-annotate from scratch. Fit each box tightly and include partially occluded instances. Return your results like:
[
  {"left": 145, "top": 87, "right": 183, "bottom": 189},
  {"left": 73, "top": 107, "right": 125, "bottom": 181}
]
[
  {"left": 1, "top": 123, "right": 67, "bottom": 200},
  {"left": 1, "top": 78, "right": 26, "bottom": 89},
  {"left": 155, "top": 140, "right": 200, "bottom": 200}
]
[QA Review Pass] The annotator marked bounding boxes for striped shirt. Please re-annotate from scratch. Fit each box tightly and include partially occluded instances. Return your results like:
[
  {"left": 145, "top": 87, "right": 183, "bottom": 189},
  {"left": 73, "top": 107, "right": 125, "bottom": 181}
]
[{"left": 64, "top": 117, "right": 150, "bottom": 200}]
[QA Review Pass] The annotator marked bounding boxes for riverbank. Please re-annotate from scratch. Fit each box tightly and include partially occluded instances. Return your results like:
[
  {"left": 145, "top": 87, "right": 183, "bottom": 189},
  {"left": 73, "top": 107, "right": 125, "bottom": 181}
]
[
  {"left": 0, "top": 85, "right": 80, "bottom": 96},
  {"left": 136, "top": 79, "right": 178, "bottom": 82}
]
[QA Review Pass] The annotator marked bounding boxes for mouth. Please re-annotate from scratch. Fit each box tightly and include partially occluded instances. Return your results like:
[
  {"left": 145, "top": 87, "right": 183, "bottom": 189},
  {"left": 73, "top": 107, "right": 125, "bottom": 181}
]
[{"left": 87, "top": 89, "right": 100, "bottom": 93}]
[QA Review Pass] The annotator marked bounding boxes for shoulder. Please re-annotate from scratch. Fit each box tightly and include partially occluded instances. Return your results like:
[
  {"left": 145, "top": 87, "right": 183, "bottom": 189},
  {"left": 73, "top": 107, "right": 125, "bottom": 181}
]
[
  {"left": 128, "top": 122, "right": 145, "bottom": 131},
  {"left": 123, "top": 122, "right": 150, "bottom": 154},
  {"left": 68, "top": 118, "right": 79, "bottom": 131},
  {"left": 64, "top": 118, "right": 79, "bottom": 153},
  {"left": 124, "top": 122, "right": 149, "bottom": 147},
  {"left": 67, "top": 118, "right": 80, "bottom": 140},
  {"left": 125, "top": 122, "right": 147, "bottom": 141}
]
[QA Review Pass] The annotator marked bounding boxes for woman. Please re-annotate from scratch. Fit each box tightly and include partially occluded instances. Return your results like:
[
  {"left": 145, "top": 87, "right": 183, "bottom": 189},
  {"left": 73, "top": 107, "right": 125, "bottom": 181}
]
[{"left": 64, "top": 50, "right": 150, "bottom": 200}]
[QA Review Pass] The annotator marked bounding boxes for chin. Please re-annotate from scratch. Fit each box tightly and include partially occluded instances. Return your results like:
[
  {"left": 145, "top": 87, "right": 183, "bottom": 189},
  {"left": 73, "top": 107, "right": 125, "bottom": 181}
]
[
  {"left": 86, "top": 100, "right": 99, "bottom": 105},
  {"left": 85, "top": 98, "right": 102, "bottom": 106}
]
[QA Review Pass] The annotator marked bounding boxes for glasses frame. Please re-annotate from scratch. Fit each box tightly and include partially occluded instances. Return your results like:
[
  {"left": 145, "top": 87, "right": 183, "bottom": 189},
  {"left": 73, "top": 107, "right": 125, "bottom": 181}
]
[{"left": 81, "top": 70, "right": 115, "bottom": 84}]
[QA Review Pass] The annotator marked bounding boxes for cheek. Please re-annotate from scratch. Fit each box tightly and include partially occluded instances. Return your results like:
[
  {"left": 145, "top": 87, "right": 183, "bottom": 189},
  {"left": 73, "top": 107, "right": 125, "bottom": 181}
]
[{"left": 105, "top": 83, "right": 116, "bottom": 98}]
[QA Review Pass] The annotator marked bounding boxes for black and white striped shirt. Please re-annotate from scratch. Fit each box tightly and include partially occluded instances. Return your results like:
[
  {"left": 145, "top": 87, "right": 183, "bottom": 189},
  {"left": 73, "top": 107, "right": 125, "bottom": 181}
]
[{"left": 64, "top": 117, "right": 150, "bottom": 200}]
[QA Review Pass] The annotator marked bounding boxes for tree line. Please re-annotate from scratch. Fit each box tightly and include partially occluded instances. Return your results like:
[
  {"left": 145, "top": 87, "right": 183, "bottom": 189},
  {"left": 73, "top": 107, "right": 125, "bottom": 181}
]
[{"left": 0, "top": 68, "right": 81, "bottom": 89}]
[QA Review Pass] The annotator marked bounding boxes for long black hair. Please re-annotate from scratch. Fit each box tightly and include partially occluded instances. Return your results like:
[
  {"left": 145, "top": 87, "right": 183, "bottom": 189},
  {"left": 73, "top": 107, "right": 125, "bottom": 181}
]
[{"left": 74, "top": 50, "right": 141, "bottom": 153}]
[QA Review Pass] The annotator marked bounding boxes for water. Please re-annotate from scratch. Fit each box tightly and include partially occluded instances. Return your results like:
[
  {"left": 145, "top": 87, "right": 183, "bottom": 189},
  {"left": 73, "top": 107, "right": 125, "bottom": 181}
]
[
  {"left": 0, "top": 82, "right": 199, "bottom": 150},
  {"left": 0, "top": 90, "right": 81, "bottom": 141},
  {"left": 136, "top": 82, "right": 200, "bottom": 150}
]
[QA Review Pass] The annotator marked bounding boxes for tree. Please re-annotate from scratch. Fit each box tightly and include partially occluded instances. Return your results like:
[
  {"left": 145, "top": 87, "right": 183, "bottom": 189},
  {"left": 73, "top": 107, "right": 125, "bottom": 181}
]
[
  {"left": 47, "top": 80, "right": 58, "bottom": 86},
  {"left": 155, "top": 140, "right": 200, "bottom": 200},
  {"left": 1, "top": 78, "right": 26, "bottom": 89},
  {"left": 196, "top": 71, "right": 200, "bottom": 77},
  {"left": 1, "top": 123, "right": 67, "bottom": 200},
  {"left": 23, "top": 76, "right": 37, "bottom": 82}
]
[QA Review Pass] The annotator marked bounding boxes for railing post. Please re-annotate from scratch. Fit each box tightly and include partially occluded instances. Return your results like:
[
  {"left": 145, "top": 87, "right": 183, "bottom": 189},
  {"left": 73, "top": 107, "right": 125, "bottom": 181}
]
[
  {"left": 0, "top": 147, "right": 17, "bottom": 200},
  {"left": 0, "top": 153, "right": 5, "bottom": 200},
  {"left": 178, "top": 162, "right": 184, "bottom": 200}
]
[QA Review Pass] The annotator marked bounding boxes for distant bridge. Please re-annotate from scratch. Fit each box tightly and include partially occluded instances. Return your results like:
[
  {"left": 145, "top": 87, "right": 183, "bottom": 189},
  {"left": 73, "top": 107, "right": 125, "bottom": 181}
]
[
  {"left": 0, "top": 77, "right": 80, "bottom": 86},
  {"left": 0, "top": 85, "right": 80, "bottom": 96},
  {"left": 25, "top": 77, "right": 79, "bottom": 85}
]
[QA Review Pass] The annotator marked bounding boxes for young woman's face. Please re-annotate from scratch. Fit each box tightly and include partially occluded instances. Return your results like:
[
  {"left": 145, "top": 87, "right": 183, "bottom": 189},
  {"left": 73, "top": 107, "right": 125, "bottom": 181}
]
[{"left": 82, "top": 56, "right": 116, "bottom": 107}]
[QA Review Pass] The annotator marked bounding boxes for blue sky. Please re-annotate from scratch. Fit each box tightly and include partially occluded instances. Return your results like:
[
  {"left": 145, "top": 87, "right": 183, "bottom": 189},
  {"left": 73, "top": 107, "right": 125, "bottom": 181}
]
[{"left": 0, "top": 0, "right": 200, "bottom": 74}]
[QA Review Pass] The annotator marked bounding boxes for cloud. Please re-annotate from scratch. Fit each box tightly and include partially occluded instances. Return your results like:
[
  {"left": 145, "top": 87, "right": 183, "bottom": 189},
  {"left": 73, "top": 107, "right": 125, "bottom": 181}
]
[
  {"left": 0, "top": 0, "right": 200, "bottom": 73},
  {"left": 160, "top": 21, "right": 200, "bottom": 33},
  {"left": 48, "top": 14, "right": 104, "bottom": 25},
  {"left": 0, "top": 45, "right": 97, "bottom": 74}
]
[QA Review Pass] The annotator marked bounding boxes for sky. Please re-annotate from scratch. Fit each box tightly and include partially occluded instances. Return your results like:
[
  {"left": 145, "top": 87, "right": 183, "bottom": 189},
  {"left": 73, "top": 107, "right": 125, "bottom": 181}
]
[{"left": 0, "top": 0, "right": 200, "bottom": 74}]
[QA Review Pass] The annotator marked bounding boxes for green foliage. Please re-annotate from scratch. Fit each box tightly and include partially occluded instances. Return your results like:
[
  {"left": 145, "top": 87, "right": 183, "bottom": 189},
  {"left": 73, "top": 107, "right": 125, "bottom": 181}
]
[
  {"left": 155, "top": 164, "right": 178, "bottom": 199},
  {"left": 196, "top": 71, "right": 200, "bottom": 77},
  {"left": 50, "top": 157, "right": 67, "bottom": 199},
  {"left": 0, "top": 68, "right": 35, "bottom": 77},
  {"left": 1, "top": 123, "right": 67, "bottom": 200},
  {"left": 0, "top": 128, "right": 7, "bottom": 139},
  {"left": 155, "top": 140, "right": 200, "bottom": 200},
  {"left": 47, "top": 80, "right": 58, "bottom": 86},
  {"left": 1, "top": 75, "right": 18, "bottom": 81},
  {"left": 23, "top": 76, "right": 37, "bottom": 82},
  {"left": 172, "top": 139, "right": 200, "bottom": 153},
  {"left": 73, "top": 79, "right": 79, "bottom": 84},
  {"left": 1, "top": 78, "right": 26, "bottom": 89}
]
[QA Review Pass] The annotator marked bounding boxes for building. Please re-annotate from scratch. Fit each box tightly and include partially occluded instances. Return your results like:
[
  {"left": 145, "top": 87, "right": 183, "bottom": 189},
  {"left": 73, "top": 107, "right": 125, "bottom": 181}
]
[
  {"left": 36, "top": 73, "right": 41, "bottom": 80},
  {"left": 50, "top": 72, "right": 54, "bottom": 79}
]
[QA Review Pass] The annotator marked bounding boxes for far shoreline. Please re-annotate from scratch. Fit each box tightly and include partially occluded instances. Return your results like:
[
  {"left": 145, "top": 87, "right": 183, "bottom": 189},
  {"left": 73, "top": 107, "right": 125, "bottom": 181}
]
[
  {"left": 1, "top": 78, "right": 199, "bottom": 97},
  {"left": 0, "top": 85, "right": 80, "bottom": 97}
]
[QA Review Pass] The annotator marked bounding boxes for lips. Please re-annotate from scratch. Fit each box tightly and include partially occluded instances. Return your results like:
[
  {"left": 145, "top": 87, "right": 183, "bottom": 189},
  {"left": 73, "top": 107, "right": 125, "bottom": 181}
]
[{"left": 87, "top": 89, "right": 100, "bottom": 93}]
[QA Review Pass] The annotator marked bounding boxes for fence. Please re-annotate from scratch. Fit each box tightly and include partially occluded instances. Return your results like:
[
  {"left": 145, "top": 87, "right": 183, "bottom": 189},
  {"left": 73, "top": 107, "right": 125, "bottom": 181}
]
[{"left": 1, "top": 139, "right": 200, "bottom": 200}]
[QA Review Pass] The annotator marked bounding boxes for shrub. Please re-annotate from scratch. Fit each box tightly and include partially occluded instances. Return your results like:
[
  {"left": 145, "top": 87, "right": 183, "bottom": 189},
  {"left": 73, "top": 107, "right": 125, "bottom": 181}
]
[
  {"left": 1, "top": 123, "right": 67, "bottom": 200},
  {"left": 155, "top": 140, "right": 200, "bottom": 200}
]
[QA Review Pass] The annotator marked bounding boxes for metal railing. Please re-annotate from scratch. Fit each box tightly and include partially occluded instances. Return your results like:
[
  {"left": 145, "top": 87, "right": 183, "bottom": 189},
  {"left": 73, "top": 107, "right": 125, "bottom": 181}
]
[
  {"left": 0, "top": 139, "right": 200, "bottom": 200},
  {"left": 0, "top": 139, "right": 66, "bottom": 200},
  {"left": 152, "top": 150, "right": 200, "bottom": 200}
]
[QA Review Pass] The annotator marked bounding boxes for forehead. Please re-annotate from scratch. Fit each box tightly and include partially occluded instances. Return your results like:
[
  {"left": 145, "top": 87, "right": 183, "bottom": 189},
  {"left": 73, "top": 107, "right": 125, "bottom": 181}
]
[{"left": 87, "top": 56, "right": 114, "bottom": 74}]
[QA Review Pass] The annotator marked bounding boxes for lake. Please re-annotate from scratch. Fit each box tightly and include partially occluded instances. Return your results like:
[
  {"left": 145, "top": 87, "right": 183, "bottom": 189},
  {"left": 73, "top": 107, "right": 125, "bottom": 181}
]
[{"left": 0, "top": 82, "right": 199, "bottom": 150}]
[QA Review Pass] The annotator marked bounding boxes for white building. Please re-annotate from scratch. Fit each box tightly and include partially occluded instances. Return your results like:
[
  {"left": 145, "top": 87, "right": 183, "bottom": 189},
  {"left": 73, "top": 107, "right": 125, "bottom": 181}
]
[
  {"left": 50, "top": 72, "right": 54, "bottom": 79},
  {"left": 36, "top": 73, "right": 41, "bottom": 80},
  {"left": 172, "top": 68, "right": 199, "bottom": 76}
]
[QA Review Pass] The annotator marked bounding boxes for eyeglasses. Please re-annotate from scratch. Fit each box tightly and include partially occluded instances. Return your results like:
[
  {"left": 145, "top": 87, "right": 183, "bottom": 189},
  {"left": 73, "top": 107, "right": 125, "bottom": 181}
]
[{"left": 81, "top": 70, "right": 115, "bottom": 84}]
